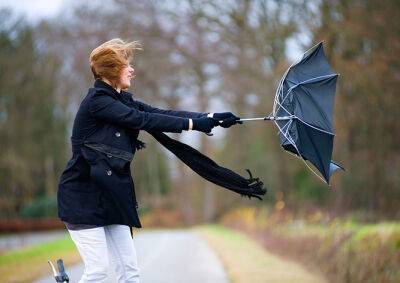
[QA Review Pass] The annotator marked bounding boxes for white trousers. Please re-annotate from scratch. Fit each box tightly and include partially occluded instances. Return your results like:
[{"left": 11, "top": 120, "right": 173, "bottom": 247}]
[{"left": 67, "top": 224, "right": 140, "bottom": 283}]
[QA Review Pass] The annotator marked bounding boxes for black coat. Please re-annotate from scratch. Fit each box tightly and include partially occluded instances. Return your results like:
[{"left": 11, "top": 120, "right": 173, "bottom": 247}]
[{"left": 57, "top": 79, "right": 206, "bottom": 229}]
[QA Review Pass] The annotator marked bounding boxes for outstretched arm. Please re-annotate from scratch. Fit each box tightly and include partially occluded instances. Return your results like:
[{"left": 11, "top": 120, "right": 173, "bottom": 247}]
[
  {"left": 135, "top": 99, "right": 210, "bottom": 119},
  {"left": 89, "top": 91, "right": 190, "bottom": 133}
]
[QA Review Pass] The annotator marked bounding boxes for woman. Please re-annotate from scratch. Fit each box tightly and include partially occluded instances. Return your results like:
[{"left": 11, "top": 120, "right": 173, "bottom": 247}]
[{"left": 57, "top": 38, "right": 240, "bottom": 283}]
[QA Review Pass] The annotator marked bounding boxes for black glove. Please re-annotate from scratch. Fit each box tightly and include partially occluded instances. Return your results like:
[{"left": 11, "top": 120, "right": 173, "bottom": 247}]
[
  {"left": 212, "top": 112, "right": 242, "bottom": 128},
  {"left": 213, "top": 112, "right": 237, "bottom": 120},
  {"left": 192, "top": 117, "right": 219, "bottom": 133}
]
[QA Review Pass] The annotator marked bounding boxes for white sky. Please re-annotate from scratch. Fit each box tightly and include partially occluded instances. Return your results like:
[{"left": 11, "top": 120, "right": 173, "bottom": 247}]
[
  {"left": 0, "top": 0, "right": 64, "bottom": 22},
  {"left": 0, "top": 0, "right": 305, "bottom": 61}
]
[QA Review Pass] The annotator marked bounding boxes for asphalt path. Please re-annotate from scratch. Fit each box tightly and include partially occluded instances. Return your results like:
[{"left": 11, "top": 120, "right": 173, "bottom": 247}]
[
  {"left": 34, "top": 229, "right": 231, "bottom": 283},
  {"left": 0, "top": 230, "right": 66, "bottom": 252}
]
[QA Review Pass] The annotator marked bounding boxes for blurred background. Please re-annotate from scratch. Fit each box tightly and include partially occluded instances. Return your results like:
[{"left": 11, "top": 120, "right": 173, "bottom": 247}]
[{"left": 0, "top": 1, "right": 398, "bottom": 283}]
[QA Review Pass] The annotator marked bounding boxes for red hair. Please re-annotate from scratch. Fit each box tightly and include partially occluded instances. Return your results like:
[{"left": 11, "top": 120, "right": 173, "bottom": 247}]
[{"left": 89, "top": 38, "right": 141, "bottom": 87}]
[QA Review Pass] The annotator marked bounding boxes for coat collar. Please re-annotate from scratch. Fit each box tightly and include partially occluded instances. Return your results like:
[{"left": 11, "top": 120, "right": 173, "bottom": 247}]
[
  {"left": 93, "top": 79, "right": 134, "bottom": 101},
  {"left": 94, "top": 79, "right": 121, "bottom": 98}
]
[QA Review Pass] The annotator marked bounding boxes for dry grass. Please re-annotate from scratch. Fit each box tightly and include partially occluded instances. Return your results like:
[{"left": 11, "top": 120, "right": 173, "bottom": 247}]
[
  {"left": 0, "top": 236, "right": 80, "bottom": 283},
  {"left": 194, "top": 224, "right": 327, "bottom": 283}
]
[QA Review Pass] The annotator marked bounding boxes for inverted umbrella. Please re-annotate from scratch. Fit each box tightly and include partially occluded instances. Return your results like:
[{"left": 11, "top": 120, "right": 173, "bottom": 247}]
[{"left": 240, "top": 42, "right": 344, "bottom": 184}]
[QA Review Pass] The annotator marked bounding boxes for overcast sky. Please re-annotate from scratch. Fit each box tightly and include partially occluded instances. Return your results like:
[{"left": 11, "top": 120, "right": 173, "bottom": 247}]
[
  {"left": 0, "top": 0, "right": 64, "bottom": 22},
  {"left": 0, "top": 0, "right": 305, "bottom": 61}
]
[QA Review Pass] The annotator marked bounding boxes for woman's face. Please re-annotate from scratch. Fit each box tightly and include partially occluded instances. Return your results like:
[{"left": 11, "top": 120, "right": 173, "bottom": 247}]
[{"left": 118, "top": 64, "right": 135, "bottom": 90}]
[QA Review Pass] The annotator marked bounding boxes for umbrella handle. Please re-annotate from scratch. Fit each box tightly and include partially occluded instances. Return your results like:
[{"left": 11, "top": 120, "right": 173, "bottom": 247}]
[
  {"left": 205, "top": 116, "right": 288, "bottom": 135},
  {"left": 239, "top": 115, "right": 295, "bottom": 122}
]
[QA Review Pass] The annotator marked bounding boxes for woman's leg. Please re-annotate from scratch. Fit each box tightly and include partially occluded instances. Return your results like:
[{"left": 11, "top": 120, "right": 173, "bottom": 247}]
[
  {"left": 105, "top": 224, "right": 140, "bottom": 283},
  {"left": 67, "top": 227, "right": 109, "bottom": 283}
]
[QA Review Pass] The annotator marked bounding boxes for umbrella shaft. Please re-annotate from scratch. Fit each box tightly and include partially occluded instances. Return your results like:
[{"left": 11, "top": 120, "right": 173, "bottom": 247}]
[{"left": 239, "top": 115, "right": 294, "bottom": 122}]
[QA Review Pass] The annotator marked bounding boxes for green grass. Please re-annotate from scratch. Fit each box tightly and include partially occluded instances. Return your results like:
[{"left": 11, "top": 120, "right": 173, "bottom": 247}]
[
  {"left": 193, "top": 224, "right": 327, "bottom": 283},
  {"left": 0, "top": 235, "right": 80, "bottom": 283},
  {"left": 0, "top": 235, "right": 74, "bottom": 266}
]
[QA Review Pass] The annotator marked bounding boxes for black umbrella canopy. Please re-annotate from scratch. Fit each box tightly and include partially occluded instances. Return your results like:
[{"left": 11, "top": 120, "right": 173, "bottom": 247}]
[{"left": 273, "top": 42, "right": 343, "bottom": 184}]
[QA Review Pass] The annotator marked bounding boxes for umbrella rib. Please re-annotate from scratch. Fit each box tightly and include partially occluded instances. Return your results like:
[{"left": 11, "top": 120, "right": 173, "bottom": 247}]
[
  {"left": 274, "top": 96, "right": 334, "bottom": 136},
  {"left": 273, "top": 71, "right": 289, "bottom": 114},
  {"left": 273, "top": 41, "right": 324, "bottom": 116},
  {"left": 297, "top": 41, "right": 324, "bottom": 64},
  {"left": 296, "top": 118, "right": 334, "bottom": 136},
  {"left": 280, "top": 120, "right": 290, "bottom": 132},
  {"left": 273, "top": 74, "right": 337, "bottom": 136},
  {"left": 274, "top": 98, "right": 292, "bottom": 116},
  {"left": 277, "top": 74, "right": 337, "bottom": 114},
  {"left": 273, "top": 83, "right": 292, "bottom": 117},
  {"left": 277, "top": 120, "right": 291, "bottom": 142},
  {"left": 273, "top": 120, "right": 328, "bottom": 184},
  {"left": 293, "top": 74, "right": 338, "bottom": 86},
  {"left": 282, "top": 119, "right": 292, "bottom": 137},
  {"left": 274, "top": 121, "right": 302, "bottom": 163}
]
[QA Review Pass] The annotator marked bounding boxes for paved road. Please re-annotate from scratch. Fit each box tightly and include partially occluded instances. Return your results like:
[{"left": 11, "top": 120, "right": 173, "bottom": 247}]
[
  {"left": 0, "top": 230, "right": 66, "bottom": 252},
  {"left": 34, "top": 229, "right": 230, "bottom": 283}
]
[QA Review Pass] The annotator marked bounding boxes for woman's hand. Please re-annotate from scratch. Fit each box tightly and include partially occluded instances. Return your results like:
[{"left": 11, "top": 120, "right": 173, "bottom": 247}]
[
  {"left": 192, "top": 117, "right": 219, "bottom": 133},
  {"left": 211, "top": 112, "right": 242, "bottom": 128}
]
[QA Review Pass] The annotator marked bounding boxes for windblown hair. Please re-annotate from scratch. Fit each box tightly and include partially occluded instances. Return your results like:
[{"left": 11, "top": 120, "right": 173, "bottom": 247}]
[{"left": 89, "top": 38, "right": 142, "bottom": 87}]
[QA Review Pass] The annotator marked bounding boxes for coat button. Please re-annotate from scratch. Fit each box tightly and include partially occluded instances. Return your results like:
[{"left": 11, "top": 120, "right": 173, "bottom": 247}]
[
  {"left": 135, "top": 203, "right": 139, "bottom": 209},
  {"left": 115, "top": 132, "right": 121, "bottom": 137},
  {"left": 106, "top": 170, "right": 112, "bottom": 176}
]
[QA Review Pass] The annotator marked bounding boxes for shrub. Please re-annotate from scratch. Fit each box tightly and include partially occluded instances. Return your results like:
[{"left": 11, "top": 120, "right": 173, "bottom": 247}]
[{"left": 19, "top": 195, "right": 58, "bottom": 218}]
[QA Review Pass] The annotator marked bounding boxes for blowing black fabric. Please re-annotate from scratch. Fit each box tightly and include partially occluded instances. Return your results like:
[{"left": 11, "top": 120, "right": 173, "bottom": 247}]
[
  {"left": 126, "top": 90, "right": 266, "bottom": 200},
  {"left": 137, "top": 131, "right": 267, "bottom": 200}
]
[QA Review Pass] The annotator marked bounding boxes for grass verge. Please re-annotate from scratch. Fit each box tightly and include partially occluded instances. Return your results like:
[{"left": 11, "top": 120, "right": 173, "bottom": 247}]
[
  {"left": 221, "top": 207, "right": 400, "bottom": 283},
  {"left": 193, "top": 224, "right": 327, "bottom": 283},
  {"left": 0, "top": 235, "right": 80, "bottom": 283}
]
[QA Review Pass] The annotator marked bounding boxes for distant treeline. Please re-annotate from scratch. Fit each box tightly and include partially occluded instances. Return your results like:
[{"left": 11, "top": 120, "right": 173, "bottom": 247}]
[{"left": 0, "top": 0, "right": 398, "bottom": 220}]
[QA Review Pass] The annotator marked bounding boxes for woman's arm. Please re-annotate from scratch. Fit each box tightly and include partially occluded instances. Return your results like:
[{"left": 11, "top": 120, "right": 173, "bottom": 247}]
[
  {"left": 88, "top": 91, "right": 189, "bottom": 133},
  {"left": 135, "top": 99, "right": 209, "bottom": 119}
]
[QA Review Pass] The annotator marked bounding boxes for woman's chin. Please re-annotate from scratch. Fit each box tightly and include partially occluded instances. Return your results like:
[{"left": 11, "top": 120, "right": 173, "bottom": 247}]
[{"left": 121, "top": 82, "right": 131, "bottom": 90}]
